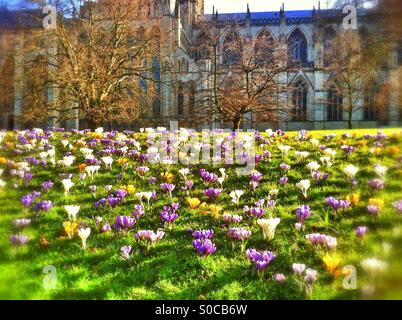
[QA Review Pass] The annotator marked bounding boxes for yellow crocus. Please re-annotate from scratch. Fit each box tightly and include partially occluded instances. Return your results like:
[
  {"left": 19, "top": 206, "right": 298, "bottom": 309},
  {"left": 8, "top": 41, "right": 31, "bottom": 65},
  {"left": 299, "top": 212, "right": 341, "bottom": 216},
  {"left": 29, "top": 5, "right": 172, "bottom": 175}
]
[
  {"left": 117, "top": 158, "right": 128, "bottom": 166},
  {"left": 346, "top": 193, "right": 360, "bottom": 206},
  {"left": 369, "top": 198, "right": 384, "bottom": 208},
  {"left": 323, "top": 254, "right": 341, "bottom": 275},
  {"left": 187, "top": 198, "right": 201, "bottom": 209},
  {"left": 160, "top": 171, "right": 174, "bottom": 183},
  {"left": 63, "top": 221, "right": 78, "bottom": 239}
]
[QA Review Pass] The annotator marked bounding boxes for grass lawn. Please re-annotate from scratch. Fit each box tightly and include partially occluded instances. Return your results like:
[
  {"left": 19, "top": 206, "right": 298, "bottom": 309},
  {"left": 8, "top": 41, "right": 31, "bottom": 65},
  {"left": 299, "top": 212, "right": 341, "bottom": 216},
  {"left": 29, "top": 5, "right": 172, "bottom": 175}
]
[{"left": 0, "top": 127, "right": 401, "bottom": 300}]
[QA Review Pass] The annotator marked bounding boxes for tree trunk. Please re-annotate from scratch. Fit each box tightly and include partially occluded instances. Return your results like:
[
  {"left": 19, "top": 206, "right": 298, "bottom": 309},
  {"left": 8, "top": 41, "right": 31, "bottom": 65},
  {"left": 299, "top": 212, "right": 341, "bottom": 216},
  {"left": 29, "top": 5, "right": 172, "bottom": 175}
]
[
  {"left": 348, "top": 105, "right": 353, "bottom": 129},
  {"left": 233, "top": 116, "right": 241, "bottom": 131}
]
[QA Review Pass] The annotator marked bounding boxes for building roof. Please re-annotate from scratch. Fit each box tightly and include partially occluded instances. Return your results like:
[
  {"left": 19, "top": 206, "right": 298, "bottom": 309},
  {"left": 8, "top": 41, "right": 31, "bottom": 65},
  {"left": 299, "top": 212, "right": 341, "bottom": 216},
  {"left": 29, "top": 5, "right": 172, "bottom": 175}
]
[{"left": 201, "top": 8, "right": 368, "bottom": 25}]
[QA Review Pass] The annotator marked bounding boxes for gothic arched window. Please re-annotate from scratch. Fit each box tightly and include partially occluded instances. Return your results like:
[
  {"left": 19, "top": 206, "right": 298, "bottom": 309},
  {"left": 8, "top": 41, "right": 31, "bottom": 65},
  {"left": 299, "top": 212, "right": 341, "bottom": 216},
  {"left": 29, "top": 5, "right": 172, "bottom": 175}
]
[
  {"left": 364, "top": 85, "right": 378, "bottom": 121},
  {"left": 292, "top": 80, "right": 307, "bottom": 121},
  {"left": 178, "top": 83, "right": 184, "bottom": 116},
  {"left": 196, "top": 33, "right": 211, "bottom": 60},
  {"left": 188, "top": 83, "right": 196, "bottom": 114},
  {"left": 288, "top": 29, "right": 307, "bottom": 65},
  {"left": 255, "top": 30, "right": 274, "bottom": 63},
  {"left": 327, "top": 86, "right": 343, "bottom": 121},
  {"left": 323, "top": 28, "right": 336, "bottom": 67},
  {"left": 223, "top": 31, "right": 242, "bottom": 66}
]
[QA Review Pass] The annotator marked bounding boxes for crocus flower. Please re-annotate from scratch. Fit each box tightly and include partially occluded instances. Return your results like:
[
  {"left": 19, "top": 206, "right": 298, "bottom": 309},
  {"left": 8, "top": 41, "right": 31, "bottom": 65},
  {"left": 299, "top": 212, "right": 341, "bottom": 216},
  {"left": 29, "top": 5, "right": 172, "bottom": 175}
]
[
  {"left": 306, "top": 233, "right": 337, "bottom": 250},
  {"left": 326, "top": 197, "right": 350, "bottom": 215},
  {"left": 373, "top": 164, "right": 388, "bottom": 179},
  {"left": 243, "top": 205, "right": 265, "bottom": 218},
  {"left": 113, "top": 215, "right": 136, "bottom": 230},
  {"left": 296, "top": 205, "right": 311, "bottom": 225},
  {"left": 78, "top": 227, "right": 91, "bottom": 250},
  {"left": 227, "top": 227, "right": 251, "bottom": 241},
  {"left": 192, "top": 229, "right": 214, "bottom": 240},
  {"left": 361, "top": 258, "right": 388, "bottom": 278},
  {"left": 304, "top": 268, "right": 318, "bottom": 283},
  {"left": 367, "top": 204, "right": 379, "bottom": 217},
  {"left": 292, "top": 263, "right": 306, "bottom": 277},
  {"left": 63, "top": 221, "right": 78, "bottom": 238},
  {"left": 368, "top": 179, "right": 384, "bottom": 191},
  {"left": 121, "top": 245, "right": 132, "bottom": 260},
  {"left": 160, "top": 183, "right": 175, "bottom": 198},
  {"left": 222, "top": 214, "right": 243, "bottom": 224},
  {"left": 64, "top": 205, "right": 80, "bottom": 221},
  {"left": 34, "top": 200, "right": 53, "bottom": 213},
  {"left": 344, "top": 164, "right": 359, "bottom": 180},
  {"left": 257, "top": 218, "right": 280, "bottom": 241},
  {"left": 192, "top": 239, "right": 216, "bottom": 257},
  {"left": 279, "top": 176, "right": 288, "bottom": 185},
  {"left": 62, "top": 179, "right": 74, "bottom": 196},
  {"left": 12, "top": 218, "right": 31, "bottom": 228},
  {"left": 278, "top": 145, "right": 291, "bottom": 159},
  {"left": 160, "top": 203, "right": 180, "bottom": 225},
  {"left": 230, "top": 190, "right": 244, "bottom": 204},
  {"left": 274, "top": 273, "right": 286, "bottom": 283},
  {"left": 10, "top": 234, "right": 29, "bottom": 246},
  {"left": 203, "top": 188, "right": 221, "bottom": 200},
  {"left": 296, "top": 179, "right": 310, "bottom": 199},
  {"left": 246, "top": 248, "right": 276, "bottom": 276},
  {"left": 134, "top": 229, "right": 164, "bottom": 250},
  {"left": 41, "top": 181, "right": 54, "bottom": 192},
  {"left": 393, "top": 200, "right": 402, "bottom": 214},
  {"left": 356, "top": 226, "right": 368, "bottom": 239}
]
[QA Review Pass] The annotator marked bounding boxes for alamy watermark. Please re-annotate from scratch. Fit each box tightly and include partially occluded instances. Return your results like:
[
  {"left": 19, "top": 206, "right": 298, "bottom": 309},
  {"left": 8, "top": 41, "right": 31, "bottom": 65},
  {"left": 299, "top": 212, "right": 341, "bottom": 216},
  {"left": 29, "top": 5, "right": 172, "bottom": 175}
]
[{"left": 43, "top": 265, "right": 57, "bottom": 290}]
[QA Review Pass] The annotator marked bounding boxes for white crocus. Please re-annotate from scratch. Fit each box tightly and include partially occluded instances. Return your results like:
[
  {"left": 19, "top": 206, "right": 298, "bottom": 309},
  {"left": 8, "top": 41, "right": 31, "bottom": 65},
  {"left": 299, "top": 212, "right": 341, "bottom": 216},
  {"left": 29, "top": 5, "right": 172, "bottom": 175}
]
[
  {"left": 80, "top": 148, "right": 93, "bottom": 157},
  {"left": 0, "top": 169, "right": 3, "bottom": 177},
  {"left": 0, "top": 179, "right": 6, "bottom": 188},
  {"left": 294, "top": 151, "right": 309, "bottom": 162},
  {"left": 85, "top": 165, "right": 100, "bottom": 180},
  {"left": 310, "top": 138, "right": 320, "bottom": 147},
  {"left": 78, "top": 227, "right": 91, "bottom": 250},
  {"left": 361, "top": 258, "right": 388, "bottom": 278},
  {"left": 344, "top": 164, "right": 359, "bottom": 179},
  {"left": 373, "top": 164, "right": 388, "bottom": 180},
  {"left": 320, "top": 156, "right": 333, "bottom": 167},
  {"left": 296, "top": 179, "right": 311, "bottom": 198},
  {"left": 61, "top": 140, "right": 69, "bottom": 148},
  {"left": 62, "top": 179, "right": 74, "bottom": 196},
  {"left": 323, "top": 148, "right": 336, "bottom": 161},
  {"left": 179, "top": 168, "right": 190, "bottom": 179},
  {"left": 64, "top": 205, "right": 80, "bottom": 222},
  {"left": 257, "top": 218, "right": 281, "bottom": 241},
  {"left": 278, "top": 145, "right": 291, "bottom": 159},
  {"left": 306, "top": 161, "right": 320, "bottom": 172},
  {"left": 95, "top": 127, "right": 104, "bottom": 134},
  {"left": 230, "top": 190, "right": 245, "bottom": 204},
  {"left": 101, "top": 156, "right": 114, "bottom": 169}
]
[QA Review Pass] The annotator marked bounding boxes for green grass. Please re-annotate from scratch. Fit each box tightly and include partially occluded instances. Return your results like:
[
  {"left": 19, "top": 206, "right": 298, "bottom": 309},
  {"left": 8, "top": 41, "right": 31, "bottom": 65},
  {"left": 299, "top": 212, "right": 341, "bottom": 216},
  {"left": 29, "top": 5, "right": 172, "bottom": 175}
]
[{"left": 0, "top": 128, "right": 401, "bottom": 300}]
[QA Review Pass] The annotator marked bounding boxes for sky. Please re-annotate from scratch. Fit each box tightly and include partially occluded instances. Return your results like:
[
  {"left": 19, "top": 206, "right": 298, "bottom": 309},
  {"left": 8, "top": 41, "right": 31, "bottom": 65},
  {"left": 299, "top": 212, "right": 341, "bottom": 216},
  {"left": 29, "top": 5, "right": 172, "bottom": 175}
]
[{"left": 204, "top": 0, "right": 336, "bottom": 14}]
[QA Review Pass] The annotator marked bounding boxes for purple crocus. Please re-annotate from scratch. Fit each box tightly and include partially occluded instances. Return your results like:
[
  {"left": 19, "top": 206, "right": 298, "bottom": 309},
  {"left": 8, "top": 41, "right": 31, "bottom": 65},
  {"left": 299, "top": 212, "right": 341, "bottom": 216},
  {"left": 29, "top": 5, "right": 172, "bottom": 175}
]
[
  {"left": 227, "top": 227, "right": 251, "bottom": 241},
  {"left": 356, "top": 226, "right": 368, "bottom": 239},
  {"left": 367, "top": 205, "right": 379, "bottom": 217},
  {"left": 132, "top": 205, "right": 145, "bottom": 220},
  {"left": 10, "top": 234, "right": 29, "bottom": 246},
  {"left": 192, "top": 239, "right": 217, "bottom": 257},
  {"left": 279, "top": 163, "right": 291, "bottom": 171},
  {"left": 113, "top": 215, "right": 136, "bottom": 230},
  {"left": 246, "top": 248, "right": 276, "bottom": 275},
  {"left": 41, "top": 181, "right": 54, "bottom": 192},
  {"left": 203, "top": 188, "right": 221, "bottom": 200},
  {"left": 160, "top": 183, "right": 175, "bottom": 198},
  {"left": 243, "top": 205, "right": 265, "bottom": 218},
  {"left": 20, "top": 191, "right": 41, "bottom": 208},
  {"left": 183, "top": 180, "right": 194, "bottom": 191},
  {"left": 250, "top": 170, "right": 263, "bottom": 183},
  {"left": 199, "top": 169, "right": 218, "bottom": 183},
  {"left": 326, "top": 197, "right": 350, "bottom": 214},
  {"left": 160, "top": 203, "right": 180, "bottom": 224},
  {"left": 121, "top": 245, "right": 132, "bottom": 260},
  {"left": 34, "top": 200, "right": 53, "bottom": 212},
  {"left": 192, "top": 229, "right": 214, "bottom": 240},
  {"left": 296, "top": 205, "right": 311, "bottom": 225},
  {"left": 222, "top": 214, "right": 243, "bottom": 224},
  {"left": 368, "top": 179, "right": 385, "bottom": 191},
  {"left": 279, "top": 176, "right": 288, "bottom": 185}
]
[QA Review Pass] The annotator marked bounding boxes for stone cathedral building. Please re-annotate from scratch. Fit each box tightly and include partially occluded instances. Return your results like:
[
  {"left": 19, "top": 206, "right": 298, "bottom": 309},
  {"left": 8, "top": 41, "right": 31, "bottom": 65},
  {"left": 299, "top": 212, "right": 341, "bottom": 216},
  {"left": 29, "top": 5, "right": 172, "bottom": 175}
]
[{"left": 0, "top": 0, "right": 401, "bottom": 130}]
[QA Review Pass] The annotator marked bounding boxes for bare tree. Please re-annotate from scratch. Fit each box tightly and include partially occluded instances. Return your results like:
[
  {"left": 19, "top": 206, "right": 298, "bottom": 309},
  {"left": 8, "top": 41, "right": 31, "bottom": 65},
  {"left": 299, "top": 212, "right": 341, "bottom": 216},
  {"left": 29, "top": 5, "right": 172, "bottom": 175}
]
[
  {"left": 325, "top": 29, "right": 390, "bottom": 128},
  {"left": 191, "top": 19, "right": 292, "bottom": 130},
  {"left": 16, "top": 0, "right": 167, "bottom": 129}
]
